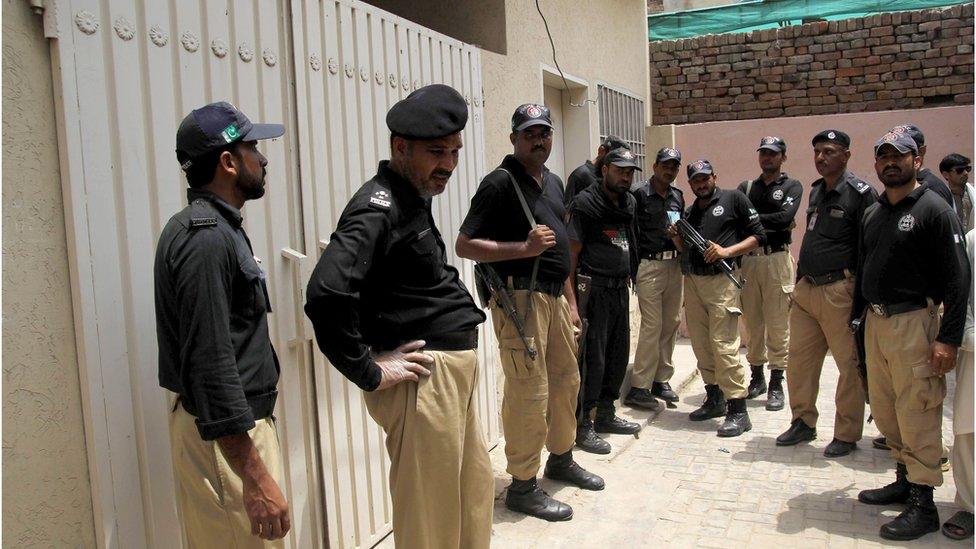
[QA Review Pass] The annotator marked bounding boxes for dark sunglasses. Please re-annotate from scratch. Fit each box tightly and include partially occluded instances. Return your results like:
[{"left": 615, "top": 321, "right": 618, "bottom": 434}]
[{"left": 953, "top": 166, "right": 972, "bottom": 174}]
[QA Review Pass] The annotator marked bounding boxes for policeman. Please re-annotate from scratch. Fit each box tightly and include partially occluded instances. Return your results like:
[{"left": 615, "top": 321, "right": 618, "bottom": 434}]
[
  {"left": 569, "top": 148, "right": 643, "bottom": 451},
  {"left": 680, "top": 160, "right": 765, "bottom": 437},
  {"left": 890, "top": 124, "right": 955, "bottom": 208},
  {"left": 939, "top": 153, "right": 974, "bottom": 232},
  {"left": 852, "top": 130, "right": 970, "bottom": 541},
  {"left": 155, "top": 102, "right": 290, "bottom": 547},
  {"left": 564, "top": 135, "right": 630, "bottom": 206},
  {"left": 304, "top": 85, "right": 493, "bottom": 548},
  {"left": 627, "top": 147, "right": 686, "bottom": 409},
  {"left": 775, "top": 130, "right": 877, "bottom": 457},
  {"left": 737, "top": 137, "right": 803, "bottom": 412},
  {"left": 457, "top": 103, "right": 603, "bottom": 522}
]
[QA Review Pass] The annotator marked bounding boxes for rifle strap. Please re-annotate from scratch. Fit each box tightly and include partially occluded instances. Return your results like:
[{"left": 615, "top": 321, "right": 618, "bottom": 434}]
[{"left": 495, "top": 168, "right": 540, "bottom": 322}]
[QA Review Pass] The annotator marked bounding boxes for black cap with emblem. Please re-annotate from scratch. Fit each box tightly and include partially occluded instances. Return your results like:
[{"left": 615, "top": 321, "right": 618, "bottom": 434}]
[
  {"left": 757, "top": 136, "right": 786, "bottom": 153},
  {"left": 176, "top": 102, "right": 285, "bottom": 170},
  {"left": 604, "top": 147, "right": 642, "bottom": 171},
  {"left": 890, "top": 124, "right": 925, "bottom": 147},
  {"left": 655, "top": 147, "right": 682, "bottom": 164},
  {"left": 874, "top": 131, "right": 919, "bottom": 156},
  {"left": 811, "top": 129, "right": 851, "bottom": 149},
  {"left": 687, "top": 159, "right": 714, "bottom": 178},
  {"left": 511, "top": 103, "right": 553, "bottom": 132},
  {"left": 386, "top": 84, "right": 469, "bottom": 140}
]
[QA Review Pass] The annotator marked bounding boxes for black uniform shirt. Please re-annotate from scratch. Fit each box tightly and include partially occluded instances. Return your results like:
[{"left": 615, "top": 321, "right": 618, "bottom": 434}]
[
  {"left": 854, "top": 185, "right": 970, "bottom": 345},
  {"left": 682, "top": 187, "right": 766, "bottom": 273},
  {"left": 797, "top": 171, "right": 878, "bottom": 278},
  {"left": 564, "top": 160, "right": 600, "bottom": 206},
  {"left": 460, "top": 155, "right": 571, "bottom": 283},
  {"left": 736, "top": 173, "right": 803, "bottom": 248},
  {"left": 633, "top": 179, "right": 685, "bottom": 257},
  {"left": 305, "top": 161, "right": 486, "bottom": 391},
  {"left": 569, "top": 184, "right": 637, "bottom": 279},
  {"left": 154, "top": 189, "right": 280, "bottom": 441},
  {"left": 919, "top": 168, "right": 954, "bottom": 208}
]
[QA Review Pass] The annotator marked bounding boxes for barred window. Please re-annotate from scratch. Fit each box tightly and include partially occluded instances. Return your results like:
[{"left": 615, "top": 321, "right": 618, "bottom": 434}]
[{"left": 597, "top": 85, "right": 647, "bottom": 172}]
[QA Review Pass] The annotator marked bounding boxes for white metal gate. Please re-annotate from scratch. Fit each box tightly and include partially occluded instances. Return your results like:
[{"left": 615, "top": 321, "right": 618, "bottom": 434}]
[{"left": 37, "top": 0, "right": 497, "bottom": 547}]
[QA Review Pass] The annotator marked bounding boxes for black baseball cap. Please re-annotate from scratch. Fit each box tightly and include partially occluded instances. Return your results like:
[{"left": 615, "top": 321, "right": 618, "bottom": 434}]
[
  {"left": 655, "top": 147, "right": 682, "bottom": 163},
  {"left": 602, "top": 135, "right": 630, "bottom": 151},
  {"left": 176, "top": 102, "right": 284, "bottom": 170},
  {"left": 386, "top": 84, "right": 468, "bottom": 140},
  {"left": 757, "top": 136, "right": 786, "bottom": 153},
  {"left": 604, "top": 147, "right": 642, "bottom": 171},
  {"left": 874, "top": 131, "right": 919, "bottom": 156},
  {"left": 891, "top": 124, "right": 925, "bottom": 147},
  {"left": 687, "top": 159, "right": 714, "bottom": 178},
  {"left": 811, "top": 129, "right": 851, "bottom": 149},
  {"left": 511, "top": 103, "right": 553, "bottom": 132}
]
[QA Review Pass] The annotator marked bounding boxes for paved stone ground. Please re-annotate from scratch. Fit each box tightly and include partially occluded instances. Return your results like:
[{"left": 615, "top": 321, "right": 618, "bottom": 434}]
[{"left": 486, "top": 342, "right": 966, "bottom": 548}]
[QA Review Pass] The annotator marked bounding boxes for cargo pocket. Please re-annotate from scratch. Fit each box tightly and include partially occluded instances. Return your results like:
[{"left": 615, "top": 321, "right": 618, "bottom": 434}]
[
  {"left": 499, "top": 336, "right": 538, "bottom": 379},
  {"left": 907, "top": 364, "right": 947, "bottom": 412},
  {"left": 782, "top": 283, "right": 795, "bottom": 308}
]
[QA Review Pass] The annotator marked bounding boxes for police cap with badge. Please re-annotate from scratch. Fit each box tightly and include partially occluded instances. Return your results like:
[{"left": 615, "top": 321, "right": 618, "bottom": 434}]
[
  {"left": 655, "top": 147, "right": 682, "bottom": 165},
  {"left": 757, "top": 136, "right": 786, "bottom": 153},
  {"left": 811, "top": 129, "right": 851, "bottom": 149},
  {"left": 511, "top": 103, "right": 553, "bottom": 132},
  {"left": 687, "top": 159, "right": 714, "bottom": 178},
  {"left": 176, "top": 101, "right": 285, "bottom": 171},
  {"left": 386, "top": 84, "right": 469, "bottom": 139},
  {"left": 604, "top": 148, "right": 642, "bottom": 171},
  {"left": 874, "top": 130, "right": 919, "bottom": 156}
]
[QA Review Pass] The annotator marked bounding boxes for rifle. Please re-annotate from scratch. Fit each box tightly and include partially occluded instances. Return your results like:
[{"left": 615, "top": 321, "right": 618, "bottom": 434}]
[
  {"left": 474, "top": 263, "right": 537, "bottom": 360},
  {"left": 574, "top": 273, "right": 592, "bottom": 422},
  {"left": 851, "top": 317, "right": 870, "bottom": 404},
  {"left": 674, "top": 218, "right": 745, "bottom": 289}
]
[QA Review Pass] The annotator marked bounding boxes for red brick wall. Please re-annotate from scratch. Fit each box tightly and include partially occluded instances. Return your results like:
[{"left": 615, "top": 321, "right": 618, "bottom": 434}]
[{"left": 649, "top": 4, "right": 975, "bottom": 124}]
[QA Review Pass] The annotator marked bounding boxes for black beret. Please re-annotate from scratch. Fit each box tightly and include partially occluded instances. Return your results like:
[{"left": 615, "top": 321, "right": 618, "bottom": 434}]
[
  {"left": 386, "top": 84, "right": 468, "bottom": 139},
  {"left": 811, "top": 129, "right": 851, "bottom": 149}
]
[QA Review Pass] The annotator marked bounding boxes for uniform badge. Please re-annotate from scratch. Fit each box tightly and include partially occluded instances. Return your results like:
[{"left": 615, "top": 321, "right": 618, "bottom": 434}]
[
  {"left": 807, "top": 212, "right": 818, "bottom": 230},
  {"left": 694, "top": 160, "right": 706, "bottom": 171},
  {"left": 898, "top": 213, "right": 915, "bottom": 232},
  {"left": 603, "top": 229, "right": 629, "bottom": 251},
  {"left": 827, "top": 131, "right": 836, "bottom": 139},
  {"left": 712, "top": 205, "right": 724, "bottom": 216},
  {"left": 666, "top": 148, "right": 678, "bottom": 158},
  {"left": 892, "top": 125, "right": 908, "bottom": 134},
  {"left": 772, "top": 189, "right": 784, "bottom": 200},
  {"left": 526, "top": 105, "right": 542, "bottom": 118},
  {"left": 621, "top": 150, "right": 635, "bottom": 160},
  {"left": 762, "top": 136, "right": 777, "bottom": 144},
  {"left": 369, "top": 189, "right": 391, "bottom": 209}
]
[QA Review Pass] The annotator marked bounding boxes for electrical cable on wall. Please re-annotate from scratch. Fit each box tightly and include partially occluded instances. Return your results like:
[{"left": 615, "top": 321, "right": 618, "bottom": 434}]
[{"left": 535, "top": 0, "right": 597, "bottom": 107}]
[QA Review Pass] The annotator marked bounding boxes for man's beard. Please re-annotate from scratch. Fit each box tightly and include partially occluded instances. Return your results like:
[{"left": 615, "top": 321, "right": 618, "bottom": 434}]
[
  {"left": 239, "top": 167, "right": 266, "bottom": 199},
  {"left": 880, "top": 168, "right": 915, "bottom": 189}
]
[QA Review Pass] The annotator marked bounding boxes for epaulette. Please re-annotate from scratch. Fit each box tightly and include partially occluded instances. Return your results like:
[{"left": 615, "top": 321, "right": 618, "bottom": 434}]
[
  {"left": 188, "top": 199, "right": 218, "bottom": 229},
  {"left": 367, "top": 188, "right": 392, "bottom": 210},
  {"left": 848, "top": 178, "right": 871, "bottom": 194}
]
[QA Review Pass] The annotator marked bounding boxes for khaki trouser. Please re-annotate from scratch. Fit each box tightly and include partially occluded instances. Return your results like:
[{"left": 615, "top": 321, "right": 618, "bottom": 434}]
[
  {"left": 169, "top": 404, "right": 286, "bottom": 549},
  {"left": 866, "top": 306, "right": 946, "bottom": 487},
  {"left": 786, "top": 277, "right": 865, "bottom": 442},
  {"left": 632, "top": 258, "right": 683, "bottom": 388},
  {"left": 684, "top": 273, "right": 748, "bottom": 400},
  {"left": 363, "top": 349, "right": 493, "bottom": 549},
  {"left": 490, "top": 291, "right": 580, "bottom": 481},
  {"left": 954, "top": 433, "right": 975, "bottom": 512},
  {"left": 741, "top": 251, "right": 795, "bottom": 369}
]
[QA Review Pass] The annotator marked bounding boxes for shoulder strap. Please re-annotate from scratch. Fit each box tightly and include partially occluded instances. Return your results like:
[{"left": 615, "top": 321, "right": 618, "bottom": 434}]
[
  {"left": 745, "top": 179, "right": 754, "bottom": 198},
  {"left": 496, "top": 168, "right": 538, "bottom": 230}
]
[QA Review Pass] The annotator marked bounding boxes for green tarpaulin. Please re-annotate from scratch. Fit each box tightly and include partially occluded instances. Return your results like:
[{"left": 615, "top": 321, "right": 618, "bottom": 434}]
[{"left": 648, "top": 0, "right": 970, "bottom": 41}]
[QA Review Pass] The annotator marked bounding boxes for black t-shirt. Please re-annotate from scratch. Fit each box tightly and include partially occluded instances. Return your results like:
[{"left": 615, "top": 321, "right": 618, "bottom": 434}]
[
  {"left": 853, "top": 185, "right": 970, "bottom": 345},
  {"left": 918, "top": 168, "right": 955, "bottom": 210},
  {"left": 736, "top": 173, "right": 803, "bottom": 247},
  {"left": 305, "top": 162, "right": 486, "bottom": 391},
  {"left": 797, "top": 171, "right": 878, "bottom": 278},
  {"left": 570, "top": 185, "right": 636, "bottom": 279},
  {"left": 633, "top": 179, "right": 684, "bottom": 257},
  {"left": 459, "top": 155, "right": 571, "bottom": 283},
  {"left": 682, "top": 187, "right": 766, "bottom": 273},
  {"left": 564, "top": 160, "right": 600, "bottom": 207}
]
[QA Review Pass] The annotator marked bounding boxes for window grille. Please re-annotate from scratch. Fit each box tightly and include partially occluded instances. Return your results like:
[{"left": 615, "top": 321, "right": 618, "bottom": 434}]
[{"left": 597, "top": 85, "right": 647, "bottom": 172}]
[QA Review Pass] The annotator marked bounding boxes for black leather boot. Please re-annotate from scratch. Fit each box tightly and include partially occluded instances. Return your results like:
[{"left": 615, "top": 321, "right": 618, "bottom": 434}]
[
  {"left": 689, "top": 384, "right": 726, "bottom": 421},
  {"left": 505, "top": 477, "right": 573, "bottom": 522},
  {"left": 776, "top": 418, "right": 816, "bottom": 446},
  {"left": 623, "top": 387, "right": 662, "bottom": 411},
  {"left": 880, "top": 483, "right": 940, "bottom": 540},
  {"left": 544, "top": 450, "right": 605, "bottom": 491},
  {"left": 766, "top": 369, "right": 785, "bottom": 411},
  {"left": 859, "top": 462, "right": 911, "bottom": 505},
  {"left": 575, "top": 417, "right": 611, "bottom": 454},
  {"left": 594, "top": 407, "right": 641, "bottom": 435},
  {"left": 651, "top": 381, "right": 680, "bottom": 403},
  {"left": 746, "top": 365, "right": 766, "bottom": 399},
  {"left": 717, "top": 398, "right": 752, "bottom": 437}
]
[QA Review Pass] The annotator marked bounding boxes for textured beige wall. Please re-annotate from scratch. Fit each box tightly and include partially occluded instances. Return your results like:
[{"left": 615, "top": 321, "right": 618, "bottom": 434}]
[
  {"left": 2, "top": 1, "right": 97, "bottom": 546},
  {"left": 481, "top": 0, "right": 650, "bottom": 166}
]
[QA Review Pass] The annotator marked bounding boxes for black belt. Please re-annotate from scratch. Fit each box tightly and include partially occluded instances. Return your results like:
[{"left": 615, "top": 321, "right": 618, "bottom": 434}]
[
  {"left": 645, "top": 250, "right": 680, "bottom": 260},
  {"left": 375, "top": 330, "right": 479, "bottom": 352},
  {"left": 868, "top": 301, "right": 928, "bottom": 318},
  {"left": 804, "top": 269, "right": 851, "bottom": 286},
  {"left": 509, "top": 277, "right": 563, "bottom": 297},
  {"left": 748, "top": 243, "right": 789, "bottom": 256},
  {"left": 687, "top": 264, "right": 733, "bottom": 277},
  {"left": 588, "top": 274, "right": 630, "bottom": 288}
]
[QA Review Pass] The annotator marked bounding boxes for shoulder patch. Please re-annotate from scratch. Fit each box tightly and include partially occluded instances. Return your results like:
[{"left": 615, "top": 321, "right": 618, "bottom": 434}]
[
  {"left": 368, "top": 189, "right": 392, "bottom": 210},
  {"left": 188, "top": 199, "right": 218, "bottom": 229},
  {"left": 850, "top": 179, "right": 871, "bottom": 194}
]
